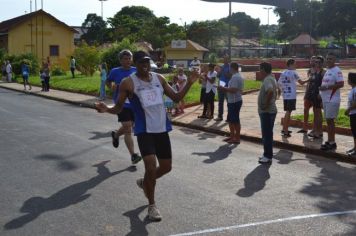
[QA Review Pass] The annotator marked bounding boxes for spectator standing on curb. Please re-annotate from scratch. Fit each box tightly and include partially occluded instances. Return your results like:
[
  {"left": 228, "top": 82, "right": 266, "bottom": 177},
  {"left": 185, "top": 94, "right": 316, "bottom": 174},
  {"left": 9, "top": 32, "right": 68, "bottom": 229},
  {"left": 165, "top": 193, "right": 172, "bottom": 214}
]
[
  {"left": 175, "top": 67, "right": 187, "bottom": 115},
  {"left": 6, "top": 60, "right": 12, "bottom": 82},
  {"left": 278, "top": 59, "right": 304, "bottom": 137},
  {"left": 98, "top": 62, "right": 107, "bottom": 101},
  {"left": 42, "top": 62, "right": 50, "bottom": 91},
  {"left": 218, "top": 62, "right": 243, "bottom": 144},
  {"left": 299, "top": 56, "right": 316, "bottom": 133},
  {"left": 199, "top": 63, "right": 217, "bottom": 119},
  {"left": 1, "top": 61, "right": 6, "bottom": 81},
  {"left": 216, "top": 55, "right": 231, "bottom": 121},
  {"left": 21, "top": 61, "right": 31, "bottom": 90},
  {"left": 345, "top": 72, "right": 356, "bottom": 157},
  {"left": 258, "top": 62, "right": 280, "bottom": 164},
  {"left": 300, "top": 56, "right": 325, "bottom": 138},
  {"left": 190, "top": 56, "right": 201, "bottom": 73},
  {"left": 320, "top": 53, "right": 344, "bottom": 151},
  {"left": 105, "top": 49, "right": 142, "bottom": 165},
  {"left": 70, "top": 56, "right": 76, "bottom": 78},
  {"left": 95, "top": 50, "right": 199, "bottom": 221}
]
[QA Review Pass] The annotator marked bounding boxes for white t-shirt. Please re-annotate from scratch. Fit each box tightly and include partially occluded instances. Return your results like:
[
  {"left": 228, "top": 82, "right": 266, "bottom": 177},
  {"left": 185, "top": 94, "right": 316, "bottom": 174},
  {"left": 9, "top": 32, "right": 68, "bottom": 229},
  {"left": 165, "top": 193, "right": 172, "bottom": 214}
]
[
  {"left": 206, "top": 71, "right": 217, "bottom": 94},
  {"left": 278, "top": 69, "right": 300, "bottom": 100},
  {"left": 320, "top": 66, "right": 344, "bottom": 103},
  {"left": 348, "top": 87, "right": 356, "bottom": 115}
]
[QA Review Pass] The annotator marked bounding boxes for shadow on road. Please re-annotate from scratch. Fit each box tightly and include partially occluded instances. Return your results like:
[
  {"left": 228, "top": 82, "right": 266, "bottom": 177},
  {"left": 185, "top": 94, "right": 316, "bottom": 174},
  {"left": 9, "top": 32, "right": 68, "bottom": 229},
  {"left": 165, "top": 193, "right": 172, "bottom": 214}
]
[
  {"left": 34, "top": 144, "right": 106, "bottom": 171},
  {"left": 89, "top": 131, "right": 111, "bottom": 140},
  {"left": 300, "top": 156, "right": 356, "bottom": 235},
  {"left": 192, "top": 143, "right": 238, "bottom": 163},
  {"left": 4, "top": 161, "right": 136, "bottom": 230},
  {"left": 123, "top": 205, "right": 154, "bottom": 236},
  {"left": 236, "top": 164, "right": 271, "bottom": 197},
  {"left": 273, "top": 149, "right": 305, "bottom": 165}
]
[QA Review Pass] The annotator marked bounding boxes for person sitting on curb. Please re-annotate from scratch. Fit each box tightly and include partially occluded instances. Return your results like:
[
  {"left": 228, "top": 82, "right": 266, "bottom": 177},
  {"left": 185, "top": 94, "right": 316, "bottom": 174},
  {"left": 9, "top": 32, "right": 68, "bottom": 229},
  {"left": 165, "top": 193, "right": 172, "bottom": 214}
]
[{"left": 95, "top": 51, "right": 199, "bottom": 221}]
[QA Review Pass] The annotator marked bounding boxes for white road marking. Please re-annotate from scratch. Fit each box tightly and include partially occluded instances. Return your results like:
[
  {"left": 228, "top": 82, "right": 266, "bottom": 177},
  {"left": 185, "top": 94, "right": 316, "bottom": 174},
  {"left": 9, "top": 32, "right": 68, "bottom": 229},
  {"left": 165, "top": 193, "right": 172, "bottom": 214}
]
[{"left": 170, "top": 210, "right": 356, "bottom": 236}]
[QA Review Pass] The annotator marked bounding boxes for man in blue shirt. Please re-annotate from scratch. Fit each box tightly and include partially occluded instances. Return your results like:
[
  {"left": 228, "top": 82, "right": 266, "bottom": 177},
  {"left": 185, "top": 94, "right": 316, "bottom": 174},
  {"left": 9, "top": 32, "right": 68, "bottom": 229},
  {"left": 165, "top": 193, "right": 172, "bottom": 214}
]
[
  {"left": 216, "top": 55, "right": 231, "bottom": 121},
  {"left": 106, "top": 50, "right": 142, "bottom": 164}
]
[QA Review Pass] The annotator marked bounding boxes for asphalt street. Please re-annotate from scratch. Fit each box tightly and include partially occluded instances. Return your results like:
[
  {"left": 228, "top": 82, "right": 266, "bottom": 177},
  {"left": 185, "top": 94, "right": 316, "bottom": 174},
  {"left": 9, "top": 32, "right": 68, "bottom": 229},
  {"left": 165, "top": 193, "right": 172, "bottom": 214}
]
[{"left": 1, "top": 88, "right": 356, "bottom": 236}]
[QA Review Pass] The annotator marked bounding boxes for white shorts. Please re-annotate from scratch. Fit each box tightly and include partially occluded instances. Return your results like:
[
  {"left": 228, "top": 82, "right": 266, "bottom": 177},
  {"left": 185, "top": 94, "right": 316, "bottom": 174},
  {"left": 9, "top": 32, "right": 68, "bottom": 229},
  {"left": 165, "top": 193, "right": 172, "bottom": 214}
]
[{"left": 323, "top": 102, "right": 340, "bottom": 119}]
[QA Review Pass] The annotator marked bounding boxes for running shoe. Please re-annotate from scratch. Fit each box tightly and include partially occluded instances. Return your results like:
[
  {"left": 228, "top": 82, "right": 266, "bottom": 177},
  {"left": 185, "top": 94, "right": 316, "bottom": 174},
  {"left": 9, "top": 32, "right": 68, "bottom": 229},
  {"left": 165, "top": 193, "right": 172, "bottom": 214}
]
[
  {"left": 111, "top": 131, "right": 119, "bottom": 148},
  {"left": 131, "top": 153, "right": 142, "bottom": 164},
  {"left": 258, "top": 156, "right": 272, "bottom": 164},
  {"left": 148, "top": 204, "right": 162, "bottom": 221}
]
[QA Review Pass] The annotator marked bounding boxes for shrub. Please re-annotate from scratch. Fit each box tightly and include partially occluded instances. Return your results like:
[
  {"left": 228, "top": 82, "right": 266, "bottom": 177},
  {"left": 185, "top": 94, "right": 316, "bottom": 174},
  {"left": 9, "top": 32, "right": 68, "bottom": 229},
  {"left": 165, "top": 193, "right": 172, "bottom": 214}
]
[
  {"left": 51, "top": 65, "right": 66, "bottom": 76},
  {"left": 100, "top": 38, "right": 137, "bottom": 70},
  {"left": 73, "top": 42, "right": 100, "bottom": 76},
  {"left": 5, "top": 53, "right": 39, "bottom": 76}
]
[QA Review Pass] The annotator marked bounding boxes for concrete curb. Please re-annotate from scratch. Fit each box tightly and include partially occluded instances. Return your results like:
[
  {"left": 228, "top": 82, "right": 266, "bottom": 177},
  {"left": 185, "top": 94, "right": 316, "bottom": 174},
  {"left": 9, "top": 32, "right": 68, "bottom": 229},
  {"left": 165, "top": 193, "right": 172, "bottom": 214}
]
[
  {"left": 2, "top": 83, "right": 354, "bottom": 164},
  {"left": 172, "top": 120, "right": 354, "bottom": 164}
]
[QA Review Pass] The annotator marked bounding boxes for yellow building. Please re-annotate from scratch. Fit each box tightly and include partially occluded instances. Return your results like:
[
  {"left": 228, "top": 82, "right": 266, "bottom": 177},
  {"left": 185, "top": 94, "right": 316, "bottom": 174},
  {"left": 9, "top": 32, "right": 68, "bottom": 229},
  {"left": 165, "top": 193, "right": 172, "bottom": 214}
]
[
  {"left": 0, "top": 9, "right": 76, "bottom": 69},
  {"left": 165, "top": 40, "right": 209, "bottom": 68}
]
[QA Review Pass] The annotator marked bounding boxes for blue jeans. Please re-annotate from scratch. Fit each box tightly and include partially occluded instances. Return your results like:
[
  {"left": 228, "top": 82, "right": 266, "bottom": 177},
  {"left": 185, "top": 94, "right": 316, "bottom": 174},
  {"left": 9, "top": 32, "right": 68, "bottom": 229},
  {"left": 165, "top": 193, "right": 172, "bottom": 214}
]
[
  {"left": 100, "top": 80, "right": 106, "bottom": 99},
  {"left": 259, "top": 113, "right": 276, "bottom": 159},
  {"left": 218, "top": 90, "right": 226, "bottom": 118}
]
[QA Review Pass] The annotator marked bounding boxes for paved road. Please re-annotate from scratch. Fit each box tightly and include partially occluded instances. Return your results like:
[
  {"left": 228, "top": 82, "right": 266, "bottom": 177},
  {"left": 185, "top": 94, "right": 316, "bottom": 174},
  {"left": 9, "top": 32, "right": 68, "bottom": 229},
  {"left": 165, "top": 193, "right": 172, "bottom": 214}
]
[{"left": 1, "top": 88, "right": 356, "bottom": 235}]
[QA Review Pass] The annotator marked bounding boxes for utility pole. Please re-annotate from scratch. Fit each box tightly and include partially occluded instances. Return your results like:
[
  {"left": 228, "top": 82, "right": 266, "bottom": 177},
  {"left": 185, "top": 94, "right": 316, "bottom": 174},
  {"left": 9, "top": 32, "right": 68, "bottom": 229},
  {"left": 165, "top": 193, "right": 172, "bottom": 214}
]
[
  {"left": 263, "top": 7, "right": 272, "bottom": 58},
  {"left": 99, "top": 0, "right": 108, "bottom": 19}
]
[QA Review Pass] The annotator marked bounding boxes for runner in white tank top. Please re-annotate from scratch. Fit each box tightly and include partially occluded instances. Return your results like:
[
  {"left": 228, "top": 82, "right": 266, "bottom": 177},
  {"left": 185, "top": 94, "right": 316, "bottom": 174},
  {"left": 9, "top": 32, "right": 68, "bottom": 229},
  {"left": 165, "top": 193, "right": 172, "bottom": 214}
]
[{"left": 95, "top": 51, "right": 199, "bottom": 221}]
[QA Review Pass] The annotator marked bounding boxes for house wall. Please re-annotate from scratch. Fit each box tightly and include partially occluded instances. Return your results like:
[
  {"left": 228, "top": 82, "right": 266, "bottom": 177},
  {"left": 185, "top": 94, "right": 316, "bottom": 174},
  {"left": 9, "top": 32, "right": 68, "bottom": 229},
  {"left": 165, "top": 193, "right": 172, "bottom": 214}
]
[{"left": 7, "top": 13, "right": 75, "bottom": 70}]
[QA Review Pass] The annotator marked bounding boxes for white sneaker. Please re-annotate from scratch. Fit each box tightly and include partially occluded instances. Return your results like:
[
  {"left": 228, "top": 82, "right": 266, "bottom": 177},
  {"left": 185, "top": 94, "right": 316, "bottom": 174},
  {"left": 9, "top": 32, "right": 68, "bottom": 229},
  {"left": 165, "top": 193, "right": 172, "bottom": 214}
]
[
  {"left": 258, "top": 156, "right": 272, "bottom": 164},
  {"left": 148, "top": 204, "right": 162, "bottom": 221}
]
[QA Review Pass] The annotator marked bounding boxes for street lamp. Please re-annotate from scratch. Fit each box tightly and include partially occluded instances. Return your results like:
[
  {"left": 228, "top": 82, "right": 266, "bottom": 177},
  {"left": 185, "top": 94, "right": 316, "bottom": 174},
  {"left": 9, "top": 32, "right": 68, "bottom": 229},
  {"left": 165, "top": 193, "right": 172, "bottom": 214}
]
[
  {"left": 98, "top": 0, "right": 108, "bottom": 19},
  {"left": 263, "top": 7, "right": 272, "bottom": 57}
]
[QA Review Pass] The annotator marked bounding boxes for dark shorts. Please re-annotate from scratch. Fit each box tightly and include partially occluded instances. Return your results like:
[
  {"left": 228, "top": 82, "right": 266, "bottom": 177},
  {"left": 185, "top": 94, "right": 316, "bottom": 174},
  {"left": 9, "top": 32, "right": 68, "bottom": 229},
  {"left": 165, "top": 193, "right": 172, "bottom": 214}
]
[
  {"left": 283, "top": 99, "right": 296, "bottom": 111},
  {"left": 117, "top": 107, "right": 134, "bottom": 122},
  {"left": 227, "top": 101, "right": 242, "bottom": 124},
  {"left": 304, "top": 97, "right": 322, "bottom": 109},
  {"left": 137, "top": 132, "right": 172, "bottom": 159},
  {"left": 350, "top": 114, "right": 356, "bottom": 138}
]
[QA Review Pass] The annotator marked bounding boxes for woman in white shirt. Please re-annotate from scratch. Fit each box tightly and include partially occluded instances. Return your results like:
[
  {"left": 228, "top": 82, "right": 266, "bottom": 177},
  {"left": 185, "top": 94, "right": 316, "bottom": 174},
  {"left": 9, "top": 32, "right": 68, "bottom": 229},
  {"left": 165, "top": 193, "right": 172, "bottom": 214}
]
[{"left": 198, "top": 63, "right": 217, "bottom": 119}]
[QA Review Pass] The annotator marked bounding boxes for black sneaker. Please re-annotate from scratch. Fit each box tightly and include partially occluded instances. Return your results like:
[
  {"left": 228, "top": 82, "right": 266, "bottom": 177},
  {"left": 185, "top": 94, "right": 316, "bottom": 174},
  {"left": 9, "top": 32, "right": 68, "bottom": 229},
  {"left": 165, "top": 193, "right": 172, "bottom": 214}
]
[
  {"left": 281, "top": 130, "right": 291, "bottom": 137},
  {"left": 111, "top": 131, "right": 119, "bottom": 148},
  {"left": 320, "top": 142, "right": 337, "bottom": 151},
  {"left": 131, "top": 153, "right": 142, "bottom": 164},
  {"left": 214, "top": 117, "right": 223, "bottom": 121}
]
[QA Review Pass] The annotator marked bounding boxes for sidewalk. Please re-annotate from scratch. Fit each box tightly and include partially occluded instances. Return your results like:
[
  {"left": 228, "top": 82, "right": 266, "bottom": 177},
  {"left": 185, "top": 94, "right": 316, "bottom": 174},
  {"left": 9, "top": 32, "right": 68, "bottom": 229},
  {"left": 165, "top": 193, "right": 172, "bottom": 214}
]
[{"left": 0, "top": 81, "right": 353, "bottom": 162}]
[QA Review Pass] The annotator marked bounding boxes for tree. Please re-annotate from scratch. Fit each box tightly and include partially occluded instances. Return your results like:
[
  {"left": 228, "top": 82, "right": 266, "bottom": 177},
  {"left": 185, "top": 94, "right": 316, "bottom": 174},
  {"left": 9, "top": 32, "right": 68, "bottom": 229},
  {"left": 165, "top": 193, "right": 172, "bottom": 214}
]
[
  {"left": 221, "top": 12, "right": 261, "bottom": 38},
  {"left": 81, "top": 14, "right": 107, "bottom": 45},
  {"left": 107, "top": 6, "right": 155, "bottom": 42},
  {"left": 318, "top": 0, "right": 356, "bottom": 55},
  {"left": 186, "top": 20, "right": 229, "bottom": 49},
  {"left": 73, "top": 42, "right": 100, "bottom": 76},
  {"left": 100, "top": 38, "right": 137, "bottom": 70},
  {"left": 274, "top": 0, "right": 328, "bottom": 41}
]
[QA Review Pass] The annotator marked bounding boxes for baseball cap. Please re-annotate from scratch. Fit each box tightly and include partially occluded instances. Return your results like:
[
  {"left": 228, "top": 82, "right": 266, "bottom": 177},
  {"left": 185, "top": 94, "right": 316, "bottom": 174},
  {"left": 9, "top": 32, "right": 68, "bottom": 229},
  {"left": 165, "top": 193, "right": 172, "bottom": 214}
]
[{"left": 133, "top": 51, "right": 151, "bottom": 64}]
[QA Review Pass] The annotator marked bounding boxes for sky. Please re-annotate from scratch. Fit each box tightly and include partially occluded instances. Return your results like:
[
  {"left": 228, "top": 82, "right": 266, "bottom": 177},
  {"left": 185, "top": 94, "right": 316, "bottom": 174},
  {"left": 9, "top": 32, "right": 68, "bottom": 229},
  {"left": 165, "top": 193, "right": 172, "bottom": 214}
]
[{"left": 1, "top": 0, "right": 279, "bottom": 27}]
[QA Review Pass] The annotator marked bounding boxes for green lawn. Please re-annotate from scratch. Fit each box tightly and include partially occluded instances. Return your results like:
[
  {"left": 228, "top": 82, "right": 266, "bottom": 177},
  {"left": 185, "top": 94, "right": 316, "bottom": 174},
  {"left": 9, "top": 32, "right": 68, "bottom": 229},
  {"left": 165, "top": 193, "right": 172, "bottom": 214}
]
[
  {"left": 292, "top": 108, "right": 350, "bottom": 128},
  {"left": 22, "top": 72, "right": 261, "bottom": 104}
]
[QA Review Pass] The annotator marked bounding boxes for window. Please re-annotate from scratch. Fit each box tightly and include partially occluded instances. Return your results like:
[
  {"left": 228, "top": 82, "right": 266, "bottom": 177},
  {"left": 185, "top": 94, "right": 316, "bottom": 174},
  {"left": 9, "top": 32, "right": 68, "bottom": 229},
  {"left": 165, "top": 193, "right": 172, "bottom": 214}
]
[{"left": 49, "top": 45, "right": 59, "bottom": 56}]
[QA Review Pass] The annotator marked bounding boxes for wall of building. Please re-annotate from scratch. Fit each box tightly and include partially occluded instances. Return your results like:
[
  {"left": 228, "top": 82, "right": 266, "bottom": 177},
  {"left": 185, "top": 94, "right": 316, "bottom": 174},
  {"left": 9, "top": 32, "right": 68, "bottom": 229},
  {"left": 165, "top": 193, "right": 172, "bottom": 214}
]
[{"left": 8, "top": 13, "right": 74, "bottom": 70}]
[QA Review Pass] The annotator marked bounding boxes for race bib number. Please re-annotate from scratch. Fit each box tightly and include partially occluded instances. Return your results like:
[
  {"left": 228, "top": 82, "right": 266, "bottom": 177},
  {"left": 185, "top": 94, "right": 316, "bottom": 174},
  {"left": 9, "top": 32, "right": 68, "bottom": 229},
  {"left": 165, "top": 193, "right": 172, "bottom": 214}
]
[{"left": 141, "top": 88, "right": 163, "bottom": 107}]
